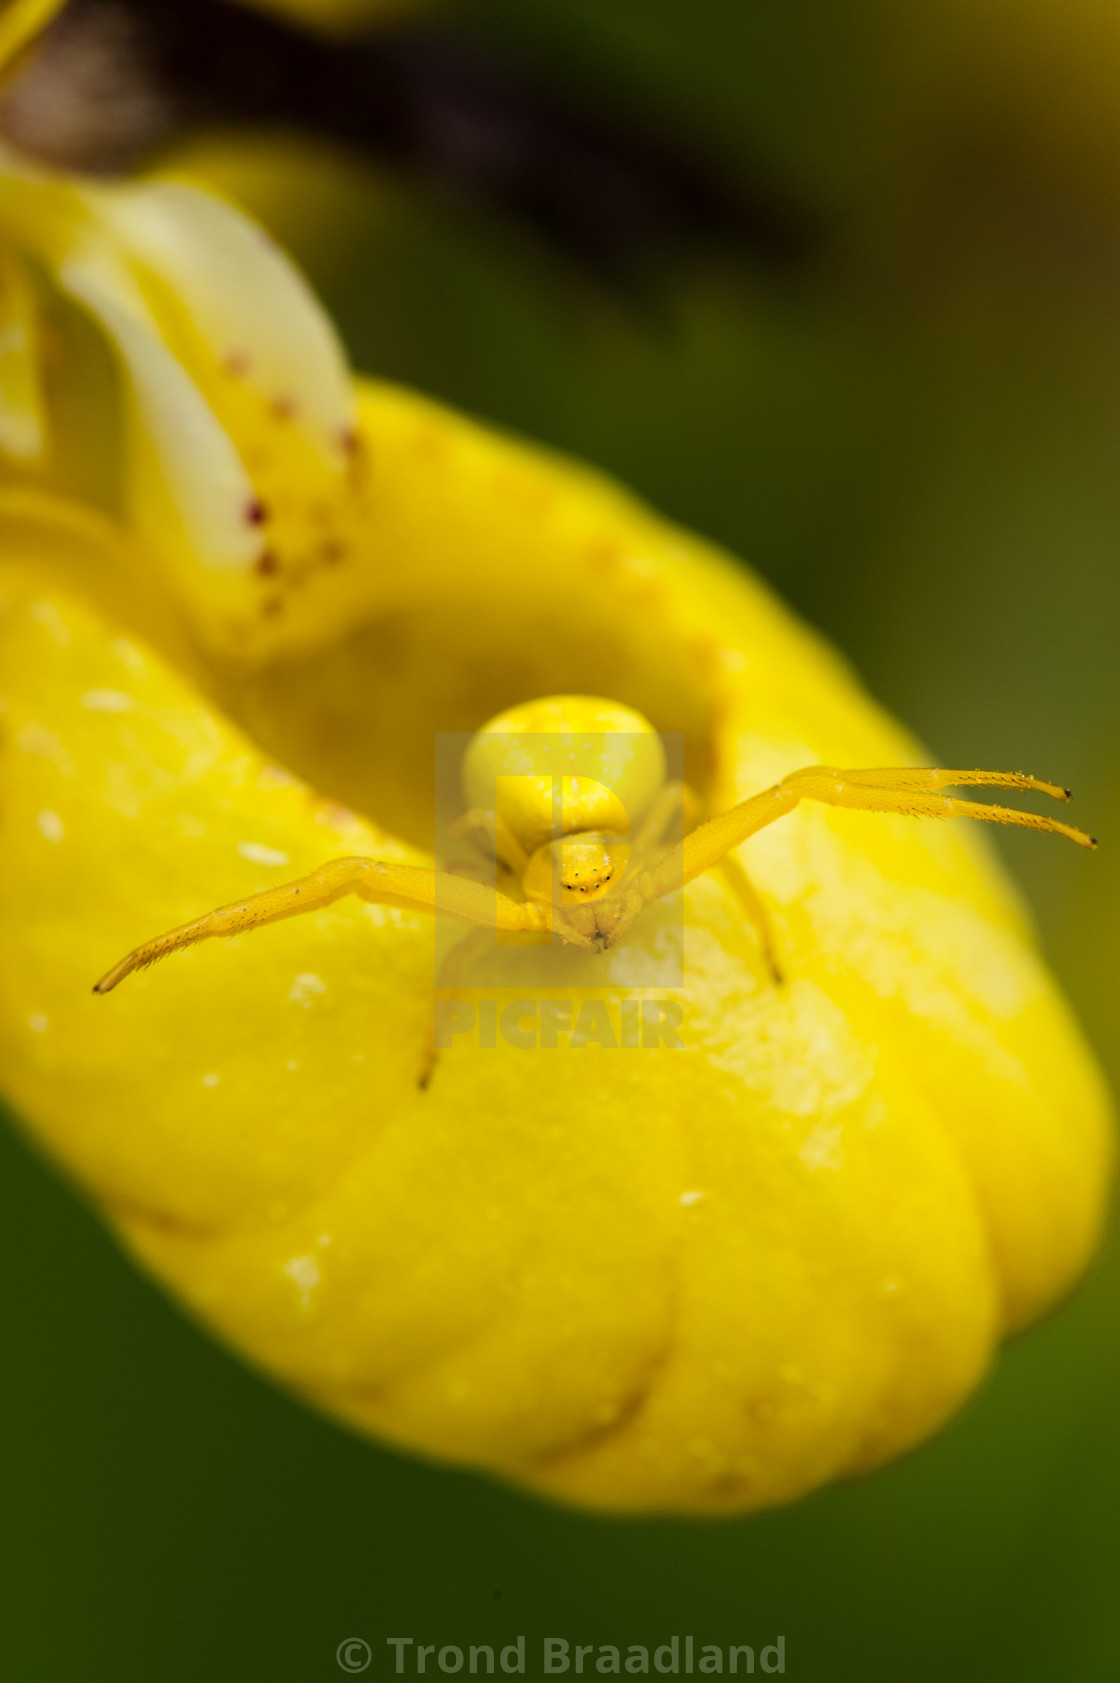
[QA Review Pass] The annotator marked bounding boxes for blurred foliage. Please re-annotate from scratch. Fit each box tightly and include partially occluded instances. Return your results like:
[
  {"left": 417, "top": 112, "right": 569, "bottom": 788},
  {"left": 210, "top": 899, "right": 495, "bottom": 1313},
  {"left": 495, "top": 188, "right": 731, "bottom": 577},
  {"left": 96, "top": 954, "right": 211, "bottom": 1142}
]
[{"left": 2, "top": 0, "right": 1119, "bottom": 1678}]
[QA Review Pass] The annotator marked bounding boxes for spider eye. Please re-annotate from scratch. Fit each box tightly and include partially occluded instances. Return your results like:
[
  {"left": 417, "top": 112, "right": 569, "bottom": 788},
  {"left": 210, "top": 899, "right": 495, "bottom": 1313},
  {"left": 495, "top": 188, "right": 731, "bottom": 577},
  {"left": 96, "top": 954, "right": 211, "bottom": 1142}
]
[{"left": 521, "top": 834, "right": 631, "bottom": 906}]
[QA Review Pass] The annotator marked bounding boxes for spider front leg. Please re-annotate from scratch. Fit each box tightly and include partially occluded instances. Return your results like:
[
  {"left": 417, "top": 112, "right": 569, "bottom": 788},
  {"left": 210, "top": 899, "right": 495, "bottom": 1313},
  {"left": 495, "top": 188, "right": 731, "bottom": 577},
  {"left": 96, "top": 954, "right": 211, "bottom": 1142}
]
[
  {"left": 637, "top": 763, "right": 1095, "bottom": 912},
  {"left": 93, "top": 856, "right": 558, "bottom": 994},
  {"left": 630, "top": 780, "right": 782, "bottom": 982}
]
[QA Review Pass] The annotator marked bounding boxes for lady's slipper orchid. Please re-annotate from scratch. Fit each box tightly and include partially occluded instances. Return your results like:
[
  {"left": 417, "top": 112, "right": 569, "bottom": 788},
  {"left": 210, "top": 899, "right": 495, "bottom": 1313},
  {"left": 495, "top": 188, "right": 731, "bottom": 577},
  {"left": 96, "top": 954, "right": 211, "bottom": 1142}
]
[{"left": 0, "top": 133, "right": 1112, "bottom": 1513}]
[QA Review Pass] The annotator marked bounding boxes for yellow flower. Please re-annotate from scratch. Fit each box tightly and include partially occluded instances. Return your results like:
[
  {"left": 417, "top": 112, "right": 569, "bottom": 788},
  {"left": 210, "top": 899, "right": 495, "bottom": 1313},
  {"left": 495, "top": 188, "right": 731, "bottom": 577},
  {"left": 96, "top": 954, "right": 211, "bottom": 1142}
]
[{"left": 0, "top": 140, "right": 1112, "bottom": 1513}]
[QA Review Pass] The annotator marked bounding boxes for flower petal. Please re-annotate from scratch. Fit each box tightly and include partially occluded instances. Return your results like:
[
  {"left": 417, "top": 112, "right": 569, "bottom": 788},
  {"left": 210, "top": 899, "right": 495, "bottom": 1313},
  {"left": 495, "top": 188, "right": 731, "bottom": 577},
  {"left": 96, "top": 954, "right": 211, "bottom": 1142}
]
[
  {"left": 82, "top": 179, "right": 355, "bottom": 460},
  {"left": 0, "top": 251, "right": 45, "bottom": 461},
  {"left": 0, "top": 378, "right": 1111, "bottom": 1512},
  {"left": 60, "top": 246, "right": 264, "bottom": 579}
]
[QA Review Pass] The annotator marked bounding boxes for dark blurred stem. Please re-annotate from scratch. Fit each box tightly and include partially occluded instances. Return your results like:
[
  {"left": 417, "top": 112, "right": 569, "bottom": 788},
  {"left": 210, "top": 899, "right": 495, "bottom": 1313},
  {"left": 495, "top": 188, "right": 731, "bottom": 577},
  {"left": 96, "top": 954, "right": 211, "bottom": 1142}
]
[{"left": 0, "top": 0, "right": 823, "bottom": 299}]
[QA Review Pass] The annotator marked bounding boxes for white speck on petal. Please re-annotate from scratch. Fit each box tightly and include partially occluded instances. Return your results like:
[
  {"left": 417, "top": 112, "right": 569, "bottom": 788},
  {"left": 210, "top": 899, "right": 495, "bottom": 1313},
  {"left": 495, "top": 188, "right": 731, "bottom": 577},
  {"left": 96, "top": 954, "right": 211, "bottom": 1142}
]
[
  {"left": 81, "top": 688, "right": 133, "bottom": 712},
  {"left": 36, "top": 808, "right": 64, "bottom": 842},
  {"left": 257, "top": 765, "right": 302, "bottom": 791},
  {"left": 288, "top": 971, "right": 325, "bottom": 1006},
  {"left": 111, "top": 638, "right": 147, "bottom": 675},
  {"left": 799, "top": 1122, "right": 844, "bottom": 1171},
  {"left": 315, "top": 802, "right": 359, "bottom": 831},
  {"left": 284, "top": 1254, "right": 321, "bottom": 1306},
  {"left": 679, "top": 1189, "right": 705, "bottom": 1207},
  {"left": 17, "top": 724, "right": 75, "bottom": 774},
  {"left": 285, "top": 1059, "right": 298, "bottom": 1071},
  {"left": 28, "top": 1013, "right": 48, "bottom": 1033},
  {"left": 29, "top": 599, "right": 71, "bottom": 644},
  {"left": 237, "top": 840, "right": 289, "bottom": 867},
  {"left": 201, "top": 1072, "right": 220, "bottom": 1088},
  {"left": 317, "top": 1233, "right": 331, "bottom": 1247}
]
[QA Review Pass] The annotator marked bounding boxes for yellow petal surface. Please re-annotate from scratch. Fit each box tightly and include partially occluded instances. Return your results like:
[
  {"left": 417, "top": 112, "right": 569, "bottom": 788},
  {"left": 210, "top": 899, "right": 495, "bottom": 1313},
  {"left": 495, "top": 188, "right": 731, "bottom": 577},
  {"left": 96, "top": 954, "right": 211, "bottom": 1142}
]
[
  {"left": 0, "top": 251, "right": 44, "bottom": 461},
  {"left": 0, "top": 378, "right": 1112, "bottom": 1514}
]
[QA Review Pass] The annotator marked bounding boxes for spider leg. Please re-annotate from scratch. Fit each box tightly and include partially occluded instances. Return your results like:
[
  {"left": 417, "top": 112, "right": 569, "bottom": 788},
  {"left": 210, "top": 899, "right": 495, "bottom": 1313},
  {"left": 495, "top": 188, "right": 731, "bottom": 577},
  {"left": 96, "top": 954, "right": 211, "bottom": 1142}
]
[
  {"left": 629, "top": 781, "right": 782, "bottom": 980},
  {"left": 717, "top": 854, "right": 784, "bottom": 983},
  {"left": 420, "top": 924, "right": 496, "bottom": 1090},
  {"left": 771, "top": 766, "right": 1096, "bottom": 849},
  {"left": 93, "top": 855, "right": 552, "bottom": 994},
  {"left": 448, "top": 807, "right": 531, "bottom": 877},
  {"left": 638, "top": 764, "right": 1095, "bottom": 909}
]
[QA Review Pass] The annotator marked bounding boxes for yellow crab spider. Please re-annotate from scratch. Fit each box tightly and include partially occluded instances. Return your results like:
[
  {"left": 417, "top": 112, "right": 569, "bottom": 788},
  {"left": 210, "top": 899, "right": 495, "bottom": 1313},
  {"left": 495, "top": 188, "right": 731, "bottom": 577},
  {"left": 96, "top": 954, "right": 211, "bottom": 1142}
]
[{"left": 93, "top": 693, "right": 1095, "bottom": 999}]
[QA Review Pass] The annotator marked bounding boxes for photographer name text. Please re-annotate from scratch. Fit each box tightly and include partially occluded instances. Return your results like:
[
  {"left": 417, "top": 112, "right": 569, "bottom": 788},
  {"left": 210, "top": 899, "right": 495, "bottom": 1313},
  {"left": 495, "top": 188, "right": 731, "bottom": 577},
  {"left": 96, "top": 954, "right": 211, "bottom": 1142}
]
[{"left": 383, "top": 1637, "right": 785, "bottom": 1676}]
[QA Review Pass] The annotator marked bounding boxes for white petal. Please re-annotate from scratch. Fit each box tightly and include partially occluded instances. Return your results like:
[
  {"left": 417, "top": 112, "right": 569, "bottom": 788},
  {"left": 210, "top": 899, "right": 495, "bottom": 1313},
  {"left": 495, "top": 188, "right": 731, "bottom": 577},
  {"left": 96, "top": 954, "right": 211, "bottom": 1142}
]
[
  {"left": 83, "top": 178, "right": 354, "bottom": 457},
  {"left": 60, "top": 247, "right": 261, "bottom": 574}
]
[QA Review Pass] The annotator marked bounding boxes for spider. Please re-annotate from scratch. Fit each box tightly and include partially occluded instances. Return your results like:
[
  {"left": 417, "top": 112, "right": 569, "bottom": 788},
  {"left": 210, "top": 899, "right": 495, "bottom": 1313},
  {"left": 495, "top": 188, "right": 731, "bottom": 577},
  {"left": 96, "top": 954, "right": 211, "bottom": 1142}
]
[{"left": 93, "top": 692, "right": 1095, "bottom": 1001}]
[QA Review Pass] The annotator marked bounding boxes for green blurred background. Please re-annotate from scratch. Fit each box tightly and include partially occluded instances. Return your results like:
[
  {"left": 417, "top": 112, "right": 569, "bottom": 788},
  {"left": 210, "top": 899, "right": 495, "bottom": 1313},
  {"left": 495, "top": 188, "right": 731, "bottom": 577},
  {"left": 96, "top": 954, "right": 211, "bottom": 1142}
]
[{"left": 2, "top": 0, "right": 1119, "bottom": 1676}]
